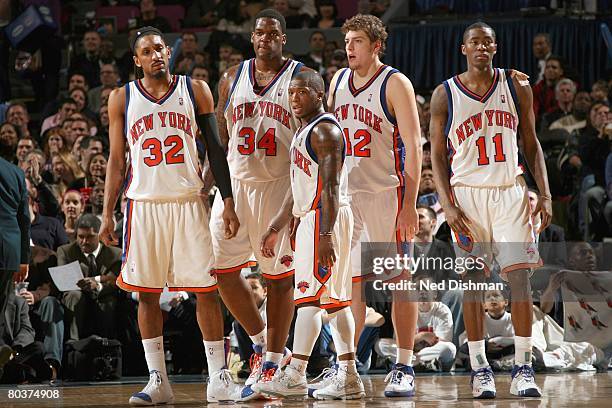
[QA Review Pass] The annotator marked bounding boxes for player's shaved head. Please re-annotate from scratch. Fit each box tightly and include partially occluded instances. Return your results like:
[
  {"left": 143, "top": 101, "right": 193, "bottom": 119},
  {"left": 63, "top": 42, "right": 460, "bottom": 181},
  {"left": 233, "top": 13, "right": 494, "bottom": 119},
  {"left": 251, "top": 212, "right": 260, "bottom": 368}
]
[
  {"left": 291, "top": 71, "right": 325, "bottom": 94},
  {"left": 463, "top": 22, "right": 496, "bottom": 44}
]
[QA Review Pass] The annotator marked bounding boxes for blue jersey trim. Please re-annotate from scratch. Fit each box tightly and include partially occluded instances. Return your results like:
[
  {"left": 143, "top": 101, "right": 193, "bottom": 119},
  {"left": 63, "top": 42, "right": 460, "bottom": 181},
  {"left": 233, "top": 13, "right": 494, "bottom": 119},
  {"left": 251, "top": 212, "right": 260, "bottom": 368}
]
[
  {"left": 380, "top": 68, "right": 399, "bottom": 125},
  {"left": 505, "top": 69, "right": 521, "bottom": 119},
  {"left": 442, "top": 80, "right": 453, "bottom": 138},
  {"left": 224, "top": 61, "right": 245, "bottom": 113},
  {"left": 124, "top": 83, "right": 130, "bottom": 138},
  {"left": 185, "top": 75, "right": 197, "bottom": 113}
]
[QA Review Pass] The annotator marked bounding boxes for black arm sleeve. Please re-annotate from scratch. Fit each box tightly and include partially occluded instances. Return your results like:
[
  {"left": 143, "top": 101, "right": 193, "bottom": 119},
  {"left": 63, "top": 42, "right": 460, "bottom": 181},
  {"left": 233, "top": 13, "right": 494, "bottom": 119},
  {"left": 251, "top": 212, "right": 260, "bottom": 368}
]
[{"left": 196, "top": 113, "right": 233, "bottom": 200}]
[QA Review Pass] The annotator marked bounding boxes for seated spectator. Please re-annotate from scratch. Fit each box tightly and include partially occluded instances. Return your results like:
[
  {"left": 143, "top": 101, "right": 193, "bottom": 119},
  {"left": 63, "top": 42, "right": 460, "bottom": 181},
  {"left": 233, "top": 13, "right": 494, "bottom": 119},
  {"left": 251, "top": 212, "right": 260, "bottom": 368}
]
[
  {"left": 272, "top": 0, "right": 311, "bottom": 28},
  {"left": 228, "top": 50, "right": 244, "bottom": 68},
  {"left": 532, "top": 56, "right": 566, "bottom": 127},
  {"left": 0, "top": 122, "right": 21, "bottom": 163},
  {"left": 41, "top": 128, "right": 66, "bottom": 162},
  {"left": 26, "top": 179, "right": 68, "bottom": 251},
  {"left": 540, "top": 78, "right": 576, "bottom": 132},
  {"left": 41, "top": 98, "right": 77, "bottom": 136},
  {"left": 217, "top": 43, "right": 234, "bottom": 75},
  {"left": 0, "top": 293, "right": 53, "bottom": 384},
  {"left": 88, "top": 63, "right": 120, "bottom": 113},
  {"left": 549, "top": 91, "right": 592, "bottom": 134},
  {"left": 417, "top": 166, "right": 445, "bottom": 233},
  {"left": 22, "top": 150, "right": 60, "bottom": 218},
  {"left": 300, "top": 31, "right": 326, "bottom": 72},
  {"left": 5, "top": 103, "right": 34, "bottom": 141},
  {"left": 591, "top": 79, "right": 610, "bottom": 105},
  {"left": 50, "top": 152, "right": 85, "bottom": 202},
  {"left": 59, "top": 190, "right": 85, "bottom": 241},
  {"left": 329, "top": 49, "right": 348, "bottom": 68},
  {"left": 75, "top": 136, "right": 104, "bottom": 174},
  {"left": 90, "top": 182, "right": 106, "bottom": 221},
  {"left": 57, "top": 214, "right": 122, "bottom": 341},
  {"left": 323, "top": 40, "right": 339, "bottom": 67},
  {"left": 413, "top": 276, "right": 456, "bottom": 372},
  {"left": 41, "top": 73, "right": 89, "bottom": 121},
  {"left": 216, "top": 1, "right": 265, "bottom": 33},
  {"left": 310, "top": 0, "right": 343, "bottom": 28},
  {"left": 67, "top": 116, "right": 95, "bottom": 150},
  {"left": 69, "top": 30, "right": 102, "bottom": 89},
  {"left": 190, "top": 65, "right": 210, "bottom": 82},
  {"left": 69, "top": 87, "right": 97, "bottom": 124},
  {"left": 97, "top": 104, "right": 110, "bottom": 141},
  {"left": 69, "top": 152, "right": 108, "bottom": 211},
  {"left": 15, "top": 138, "right": 35, "bottom": 169},
  {"left": 183, "top": 0, "right": 240, "bottom": 29},
  {"left": 174, "top": 32, "right": 200, "bottom": 75},
  {"left": 136, "top": 0, "right": 172, "bottom": 33},
  {"left": 532, "top": 33, "right": 552, "bottom": 84}
]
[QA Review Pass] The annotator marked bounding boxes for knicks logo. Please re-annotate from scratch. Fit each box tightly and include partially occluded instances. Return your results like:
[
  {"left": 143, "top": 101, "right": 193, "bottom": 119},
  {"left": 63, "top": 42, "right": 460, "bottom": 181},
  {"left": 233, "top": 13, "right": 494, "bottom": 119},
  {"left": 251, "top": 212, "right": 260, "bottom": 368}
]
[
  {"left": 297, "top": 281, "right": 310, "bottom": 293},
  {"left": 280, "top": 255, "right": 293, "bottom": 267}
]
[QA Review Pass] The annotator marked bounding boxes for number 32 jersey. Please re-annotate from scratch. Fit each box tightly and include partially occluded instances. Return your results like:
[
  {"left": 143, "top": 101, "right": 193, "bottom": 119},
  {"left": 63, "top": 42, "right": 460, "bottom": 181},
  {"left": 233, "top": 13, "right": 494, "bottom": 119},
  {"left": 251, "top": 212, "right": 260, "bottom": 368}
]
[
  {"left": 444, "top": 68, "right": 523, "bottom": 188},
  {"left": 224, "top": 58, "right": 303, "bottom": 182},
  {"left": 124, "top": 75, "right": 204, "bottom": 201}
]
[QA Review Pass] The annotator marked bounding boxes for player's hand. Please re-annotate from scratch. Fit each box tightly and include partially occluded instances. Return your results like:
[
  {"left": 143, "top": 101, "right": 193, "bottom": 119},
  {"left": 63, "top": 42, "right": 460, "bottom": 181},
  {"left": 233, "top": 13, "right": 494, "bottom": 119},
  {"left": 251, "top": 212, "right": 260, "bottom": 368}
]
[
  {"left": 222, "top": 198, "right": 240, "bottom": 239},
  {"left": 534, "top": 195, "right": 553, "bottom": 233},
  {"left": 444, "top": 205, "right": 471, "bottom": 236},
  {"left": 77, "top": 277, "right": 98, "bottom": 292},
  {"left": 396, "top": 206, "right": 418, "bottom": 242},
  {"left": 261, "top": 227, "right": 279, "bottom": 258},
  {"left": 510, "top": 69, "right": 530, "bottom": 85},
  {"left": 318, "top": 235, "right": 336, "bottom": 268},
  {"left": 13, "top": 264, "right": 28, "bottom": 284},
  {"left": 99, "top": 216, "right": 118, "bottom": 246}
]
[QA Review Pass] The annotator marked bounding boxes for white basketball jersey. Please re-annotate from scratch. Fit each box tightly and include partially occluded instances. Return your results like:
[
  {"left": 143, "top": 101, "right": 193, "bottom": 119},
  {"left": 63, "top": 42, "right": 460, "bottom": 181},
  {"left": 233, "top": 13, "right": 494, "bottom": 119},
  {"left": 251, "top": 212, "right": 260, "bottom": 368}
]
[
  {"left": 124, "top": 75, "right": 204, "bottom": 201},
  {"left": 333, "top": 65, "right": 404, "bottom": 195},
  {"left": 444, "top": 68, "right": 523, "bottom": 187},
  {"left": 224, "top": 58, "right": 303, "bottom": 182},
  {"left": 290, "top": 113, "right": 349, "bottom": 218}
]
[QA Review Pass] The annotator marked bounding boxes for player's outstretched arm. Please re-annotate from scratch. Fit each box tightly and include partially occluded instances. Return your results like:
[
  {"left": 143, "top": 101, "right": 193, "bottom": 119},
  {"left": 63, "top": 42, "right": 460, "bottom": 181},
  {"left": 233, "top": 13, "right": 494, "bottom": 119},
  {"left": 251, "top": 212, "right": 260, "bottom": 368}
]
[
  {"left": 512, "top": 75, "right": 553, "bottom": 232},
  {"left": 100, "top": 87, "right": 127, "bottom": 246},
  {"left": 192, "top": 78, "right": 240, "bottom": 239},
  {"left": 429, "top": 84, "right": 471, "bottom": 236},
  {"left": 387, "top": 73, "right": 422, "bottom": 241},
  {"left": 311, "top": 121, "right": 344, "bottom": 268}
]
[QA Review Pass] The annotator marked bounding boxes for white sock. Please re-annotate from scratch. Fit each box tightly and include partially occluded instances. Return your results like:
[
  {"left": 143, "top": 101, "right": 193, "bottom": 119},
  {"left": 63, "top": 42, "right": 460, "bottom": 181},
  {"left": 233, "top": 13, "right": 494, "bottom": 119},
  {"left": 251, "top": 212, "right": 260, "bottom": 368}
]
[
  {"left": 266, "top": 351, "right": 283, "bottom": 365},
  {"left": 338, "top": 359, "right": 357, "bottom": 374},
  {"left": 514, "top": 336, "right": 533, "bottom": 366},
  {"left": 328, "top": 307, "right": 356, "bottom": 355},
  {"left": 396, "top": 348, "right": 414, "bottom": 366},
  {"left": 468, "top": 340, "right": 489, "bottom": 370},
  {"left": 289, "top": 357, "right": 308, "bottom": 375},
  {"left": 249, "top": 327, "right": 267, "bottom": 350},
  {"left": 142, "top": 336, "right": 166, "bottom": 375},
  {"left": 203, "top": 340, "right": 226, "bottom": 373},
  {"left": 293, "top": 306, "right": 323, "bottom": 357}
]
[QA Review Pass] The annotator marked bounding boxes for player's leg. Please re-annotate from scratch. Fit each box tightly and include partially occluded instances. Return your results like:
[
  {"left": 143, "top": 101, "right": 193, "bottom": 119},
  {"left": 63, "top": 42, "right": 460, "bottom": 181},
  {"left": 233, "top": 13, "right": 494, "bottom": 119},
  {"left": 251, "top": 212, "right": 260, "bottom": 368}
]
[
  {"left": 494, "top": 178, "right": 542, "bottom": 397},
  {"left": 451, "top": 185, "right": 497, "bottom": 399},
  {"left": 120, "top": 200, "right": 173, "bottom": 406}
]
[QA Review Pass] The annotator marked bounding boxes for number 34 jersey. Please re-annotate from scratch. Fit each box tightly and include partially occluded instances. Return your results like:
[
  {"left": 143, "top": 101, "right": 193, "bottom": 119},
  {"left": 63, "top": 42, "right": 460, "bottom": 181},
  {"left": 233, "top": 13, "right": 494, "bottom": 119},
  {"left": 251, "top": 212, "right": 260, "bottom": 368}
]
[
  {"left": 443, "top": 68, "right": 523, "bottom": 188},
  {"left": 124, "top": 75, "right": 204, "bottom": 201},
  {"left": 224, "top": 58, "right": 303, "bottom": 182}
]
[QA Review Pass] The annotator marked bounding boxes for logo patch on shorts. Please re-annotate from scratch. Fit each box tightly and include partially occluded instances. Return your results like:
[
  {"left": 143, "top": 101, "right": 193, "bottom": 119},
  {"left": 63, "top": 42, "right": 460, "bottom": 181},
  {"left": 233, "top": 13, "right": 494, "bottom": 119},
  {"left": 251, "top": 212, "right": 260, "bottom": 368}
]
[
  {"left": 280, "top": 255, "right": 293, "bottom": 267},
  {"left": 297, "top": 281, "right": 310, "bottom": 293}
]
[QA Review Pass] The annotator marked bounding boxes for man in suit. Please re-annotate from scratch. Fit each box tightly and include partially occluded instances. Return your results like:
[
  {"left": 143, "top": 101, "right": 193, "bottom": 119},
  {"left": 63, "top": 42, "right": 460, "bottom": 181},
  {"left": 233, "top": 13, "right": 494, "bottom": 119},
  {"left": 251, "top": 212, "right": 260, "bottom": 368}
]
[
  {"left": 0, "top": 151, "right": 30, "bottom": 375},
  {"left": 57, "top": 214, "right": 121, "bottom": 340}
]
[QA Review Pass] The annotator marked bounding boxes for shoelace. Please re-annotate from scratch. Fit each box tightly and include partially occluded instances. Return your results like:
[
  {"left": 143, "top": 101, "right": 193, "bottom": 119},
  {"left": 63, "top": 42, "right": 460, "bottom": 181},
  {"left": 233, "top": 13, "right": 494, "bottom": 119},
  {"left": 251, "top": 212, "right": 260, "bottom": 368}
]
[
  {"left": 249, "top": 353, "right": 262, "bottom": 374},
  {"left": 145, "top": 370, "right": 163, "bottom": 390},
  {"left": 517, "top": 365, "right": 535, "bottom": 382},
  {"left": 218, "top": 369, "right": 233, "bottom": 386},
  {"left": 312, "top": 366, "right": 337, "bottom": 383},
  {"left": 475, "top": 369, "right": 493, "bottom": 386},
  {"left": 385, "top": 369, "right": 405, "bottom": 385}
]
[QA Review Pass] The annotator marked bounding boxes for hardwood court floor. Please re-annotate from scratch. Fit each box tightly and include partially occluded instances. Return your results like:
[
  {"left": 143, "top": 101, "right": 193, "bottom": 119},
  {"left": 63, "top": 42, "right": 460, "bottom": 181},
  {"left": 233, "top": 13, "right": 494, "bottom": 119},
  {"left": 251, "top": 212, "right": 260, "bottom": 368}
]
[{"left": 0, "top": 372, "right": 610, "bottom": 408}]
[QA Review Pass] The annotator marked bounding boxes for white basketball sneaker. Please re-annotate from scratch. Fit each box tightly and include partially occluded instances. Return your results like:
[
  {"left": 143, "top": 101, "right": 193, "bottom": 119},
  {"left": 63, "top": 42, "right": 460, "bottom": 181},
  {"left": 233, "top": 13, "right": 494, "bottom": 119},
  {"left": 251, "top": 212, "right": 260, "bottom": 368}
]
[
  {"left": 384, "top": 363, "right": 416, "bottom": 397},
  {"left": 471, "top": 366, "right": 497, "bottom": 399},
  {"left": 256, "top": 364, "right": 308, "bottom": 398},
  {"left": 129, "top": 370, "right": 174, "bottom": 406},
  {"left": 510, "top": 365, "right": 542, "bottom": 397},
  {"left": 206, "top": 369, "right": 243, "bottom": 403},
  {"left": 313, "top": 365, "right": 365, "bottom": 400},
  {"left": 307, "top": 364, "right": 338, "bottom": 398}
]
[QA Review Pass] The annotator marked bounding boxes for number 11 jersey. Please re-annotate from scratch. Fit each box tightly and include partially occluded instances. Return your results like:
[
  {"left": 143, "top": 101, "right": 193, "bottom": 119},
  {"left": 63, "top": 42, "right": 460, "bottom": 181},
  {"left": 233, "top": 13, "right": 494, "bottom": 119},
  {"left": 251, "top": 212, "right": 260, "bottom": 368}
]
[
  {"left": 224, "top": 58, "right": 303, "bottom": 182},
  {"left": 124, "top": 75, "right": 204, "bottom": 201}
]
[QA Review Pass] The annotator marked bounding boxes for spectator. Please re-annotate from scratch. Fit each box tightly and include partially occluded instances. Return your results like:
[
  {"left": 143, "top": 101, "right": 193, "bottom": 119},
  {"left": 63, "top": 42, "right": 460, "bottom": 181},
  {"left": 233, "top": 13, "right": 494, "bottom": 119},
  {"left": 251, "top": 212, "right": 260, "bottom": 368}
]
[
  {"left": 41, "top": 98, "right": 77, "bottom": 136},
  {"left": 98, "top": 105, "right": 110, "bottom": 141},
  {"left": 41, "top": 128, "right": 66, "bottom": 163},
  {"left": 190, "top": 65, "right": 210, "bottom": 82},
  {"left": 324, "top": 64, "right": 338, "bottom": 90},
  {"left": 310, "top": 0, "right": 343, "bottom": 29},
  {"left": 26, "top": 179, "right": 67, "bottom": 251},
  {"left": 541, "top": 78, "right": 576, "bottom": 132},
  {"left": 76, "top": 137, "right": 104, "bottom": 174},
  {"left": 417, "top": 166, "right": 445, "bottom": 233},
  {"left": 41, "top": 73, "right": 89, "bottom": 121},
  {"left": 57, "top": 214, "right": 122, "bottom": 341},
  {"left": 217, "top": 43, "right": 234, "bottom": 74},
  {"left": 300, "top": 31, "right": 326, "bottom": 71},
  {"left": 5, "top": 103, "right": 34, "bottom": 141},
  {"left": 0, "top": 151, "right": 30, "bottom": 378},
  {"left": 69, "top": 30, "right": 102, "bottom": 88},
  {"left": 59, "top": 190, "right": 84, "bottom": 242},
  {"left": 183, "top": 0, "right": 239, "bottom": 29},
  {"left": 549, "top": 91, "right": 592, "bottom": 134},
  {"left": 532, "top": 33, "right": 552, "bottom": 84},
  {"left": 422, "top": 141, "right": 432, "bottom": 167},
  {"left": 51, "top": 152, "right": 85, "bottom": 203},
  {"left": 273, "top": 0, "right": 310, "bottom": 28},
  {"left": 329, "top": 49, "right": 348, "bottom": 68},
  {"left": 69, "top": 88, "right": 96, "bottom": 123},
  {"left": 0, "top": 293, "right": 52, "bottom": 384},
  {"left": 228, "top": 51, "right": 244, "bottom": 68},
  {"left": 69, "top": 152, "right": 108, "bottom": 210},
  {"left": 413, "top": 276, "right": 456, "bottom": 372},
  {"left": 0, "top": 122, "right": 20, "bottom": 163},
  {"left": 90, "top": 182, "right": 105, "bottom": 221},
  {"left": 21, "top": 150, "right": 60, "bottom": 218},
  {"left": 532, "top": 56, "right": 566, "bottom": 126},
  {"left": 216, "top": 1, "right": 265, "bottom": 33},
  {"left": 173, "top": 32, "right": 200, "bottom": 75},
  {"left": 15, "top": 139, "right": 35, "bottom": 169},
  {"left": 323, "top": 40, "right": 339, "bottom": 67},
  {"left": 591, "top": 80, "right": 610, "bottom": 105},
  {"left": 88, "top": 64, "right": 120, "bottom": 113},
  {"left": 67, "top": 117, "right": 93, "bottom": 149},
  {"left": 136, "top": 0, "right": 172, "bottom": 33}
]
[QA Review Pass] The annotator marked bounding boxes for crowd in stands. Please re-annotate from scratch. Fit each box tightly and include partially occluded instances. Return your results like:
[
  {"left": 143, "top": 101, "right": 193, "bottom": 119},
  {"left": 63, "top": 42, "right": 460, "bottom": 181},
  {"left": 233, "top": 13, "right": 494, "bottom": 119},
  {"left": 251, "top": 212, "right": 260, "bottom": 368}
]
[{"left": 0, "top": 0, "right": 610, "bottom": 384}]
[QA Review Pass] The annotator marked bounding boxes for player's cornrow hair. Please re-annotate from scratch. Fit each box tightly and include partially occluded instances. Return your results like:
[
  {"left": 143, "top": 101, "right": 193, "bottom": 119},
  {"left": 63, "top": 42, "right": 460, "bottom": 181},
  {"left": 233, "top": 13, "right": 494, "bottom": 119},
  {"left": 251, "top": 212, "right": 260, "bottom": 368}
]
[{"left": 341, "top": 14, "right": 388, "bottom": 57}]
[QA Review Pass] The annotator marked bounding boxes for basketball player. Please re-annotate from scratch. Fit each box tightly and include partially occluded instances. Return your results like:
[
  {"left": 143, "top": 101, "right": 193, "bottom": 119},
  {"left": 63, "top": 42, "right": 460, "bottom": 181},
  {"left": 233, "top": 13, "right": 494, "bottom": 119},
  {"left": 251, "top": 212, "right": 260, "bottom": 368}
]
[
  {"left": 204, "top": 9, "right": 311, "bottom": 391},
  {"left": 326, "top": 14, "right": 422, "bottom": 397},
  {"left": 100, "top": 27, "right": 246, "bottom": 404},
  {"left": 257, "top": 71, "right": 364, "bottom": 400},
  {"left": 430, "top": 22, "right": 552, "bottom": 398}
]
